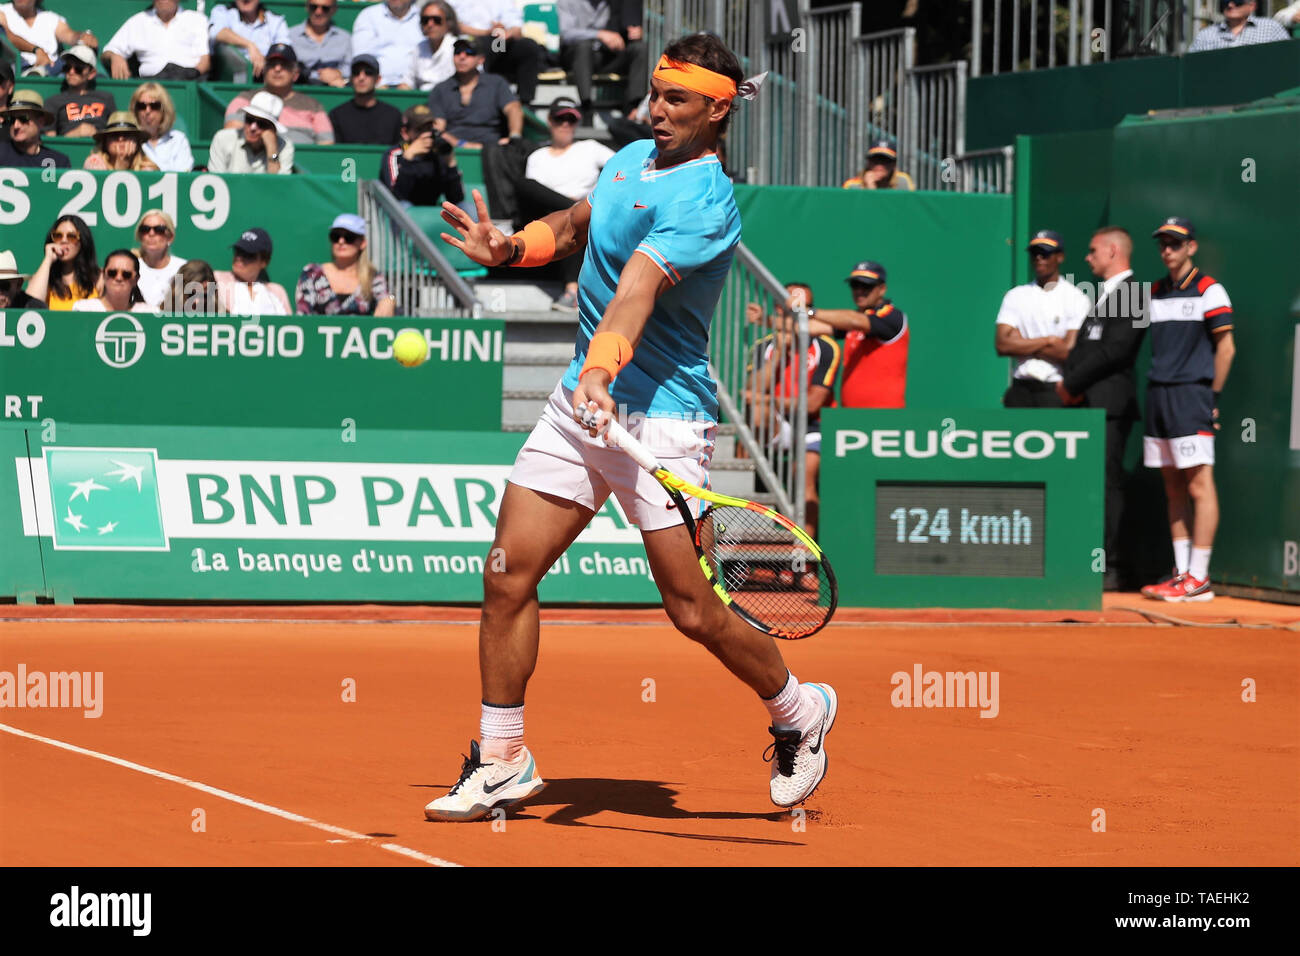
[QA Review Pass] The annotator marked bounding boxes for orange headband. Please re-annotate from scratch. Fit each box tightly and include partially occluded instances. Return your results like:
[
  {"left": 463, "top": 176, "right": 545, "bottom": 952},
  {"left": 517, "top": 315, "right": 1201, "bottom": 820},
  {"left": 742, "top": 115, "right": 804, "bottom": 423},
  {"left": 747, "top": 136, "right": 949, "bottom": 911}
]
[{"left": 653, "top": 55, "right": 738, "bottom": 101}]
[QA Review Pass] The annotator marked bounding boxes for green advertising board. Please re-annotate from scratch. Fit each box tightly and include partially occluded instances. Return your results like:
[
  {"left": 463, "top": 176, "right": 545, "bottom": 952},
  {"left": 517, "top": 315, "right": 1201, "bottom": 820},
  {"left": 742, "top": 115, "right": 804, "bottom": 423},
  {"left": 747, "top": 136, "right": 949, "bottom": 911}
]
[
  {"left": 1, "top": 423, "right": 656, "bottom": 604},
  {"left": 820, "top": 408, "right": 1104, "bottom": 609},
  {"left": 0, "top": 311, "right": 502, "bottom": 431}
]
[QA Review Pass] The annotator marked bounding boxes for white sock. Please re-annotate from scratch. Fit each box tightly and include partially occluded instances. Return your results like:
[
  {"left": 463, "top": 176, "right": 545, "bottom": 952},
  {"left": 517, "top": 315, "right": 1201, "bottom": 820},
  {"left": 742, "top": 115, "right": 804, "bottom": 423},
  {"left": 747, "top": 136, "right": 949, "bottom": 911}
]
[
  {"left": 763, "top": 672, "right": 812, "bottom": 732},
  {"left": 1189, "top": 547, "right": 1212, "bottom": 582},
  {"left": 480, "top": 702, "right": 525, "bottom": 762},
  {"left": 1172, "top": 538, "right": 1192, "bottom": 575}
]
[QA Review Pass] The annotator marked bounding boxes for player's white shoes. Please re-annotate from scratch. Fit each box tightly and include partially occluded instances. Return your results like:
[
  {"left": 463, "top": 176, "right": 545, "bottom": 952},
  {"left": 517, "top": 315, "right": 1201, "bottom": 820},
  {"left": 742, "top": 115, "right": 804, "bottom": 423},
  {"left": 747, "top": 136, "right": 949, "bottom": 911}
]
[
  {"left": 765, "top": 682, "right": 837, "bottom": 808},
  {"left": 424, "top": 740, "right": 547, "bottom": 822}
]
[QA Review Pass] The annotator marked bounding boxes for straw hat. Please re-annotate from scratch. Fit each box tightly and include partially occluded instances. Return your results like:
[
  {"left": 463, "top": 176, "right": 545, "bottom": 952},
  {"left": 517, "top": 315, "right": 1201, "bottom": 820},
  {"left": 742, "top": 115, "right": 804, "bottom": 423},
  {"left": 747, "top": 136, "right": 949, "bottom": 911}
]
[
  {"left": 1, "top": 89, "right": 54, "bottom": 127},
  {"left": 93, "top": 111, "right": 151, "bottom": 146}
]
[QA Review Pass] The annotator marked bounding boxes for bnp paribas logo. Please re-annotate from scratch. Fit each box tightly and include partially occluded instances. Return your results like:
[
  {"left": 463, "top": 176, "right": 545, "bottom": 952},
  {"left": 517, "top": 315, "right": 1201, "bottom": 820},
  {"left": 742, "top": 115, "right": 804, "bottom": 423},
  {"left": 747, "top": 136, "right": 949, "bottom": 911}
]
[{"left": 43, "top": 448, "right": 168, "bottom": 551}]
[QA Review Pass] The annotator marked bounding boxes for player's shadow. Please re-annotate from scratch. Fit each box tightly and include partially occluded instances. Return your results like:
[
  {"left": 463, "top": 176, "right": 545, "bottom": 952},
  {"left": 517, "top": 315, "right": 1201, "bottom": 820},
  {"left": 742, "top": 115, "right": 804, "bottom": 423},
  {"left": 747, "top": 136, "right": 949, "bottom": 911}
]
[{"left": 517, "top": 777, "right": 801, "bottom": 846}]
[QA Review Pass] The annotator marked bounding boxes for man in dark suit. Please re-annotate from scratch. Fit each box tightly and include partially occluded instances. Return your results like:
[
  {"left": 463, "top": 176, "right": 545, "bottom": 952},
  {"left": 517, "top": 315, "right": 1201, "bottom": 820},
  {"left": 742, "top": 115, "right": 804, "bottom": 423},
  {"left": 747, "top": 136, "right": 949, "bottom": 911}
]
[{"left": 1057, "top": 226, "right": 1147, "bottom": 590}]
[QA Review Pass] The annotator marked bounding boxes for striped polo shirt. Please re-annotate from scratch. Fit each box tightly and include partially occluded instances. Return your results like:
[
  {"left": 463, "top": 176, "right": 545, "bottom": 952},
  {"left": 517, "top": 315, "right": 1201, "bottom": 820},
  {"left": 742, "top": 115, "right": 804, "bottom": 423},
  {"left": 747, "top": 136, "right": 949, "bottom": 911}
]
[{"left": 1148, "top": 266, "right": 1233, "bottom": 384}]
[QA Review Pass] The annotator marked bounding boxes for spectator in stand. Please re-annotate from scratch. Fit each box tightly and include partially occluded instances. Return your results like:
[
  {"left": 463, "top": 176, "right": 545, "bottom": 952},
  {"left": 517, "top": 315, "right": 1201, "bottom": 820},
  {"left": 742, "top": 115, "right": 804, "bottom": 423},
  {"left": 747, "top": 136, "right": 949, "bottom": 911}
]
[
  {"left": 209, "top": 0, "right": 292, "bottom": 80},
  {"left": 515, "top": 97, "right": 612, "bottom": 311},
  {"left": 224, "top": 44, "right": 334, "bottom": 145},
  {"left": 0, "top": 0, "right": 98, "bottom": 76},
  {"left": 842, "top": 140, "right": 915, "bottom": 190},
  {"left": 607, "top": 90, "right": 651, "bottom": 149},
  {"left": 456, "top": 0, "right": 547, "bottom": 105},
  {"left": 0, "top": 250, "right": 45, "bottom": 308},
  {"left": 809, "top": 261, "right": 910, "bottom": 409},
  {"left": 133, "top": 210, "right": 187, "bottom": 309},
  {"left": 132, "top": 82, "right": 194, "bottom": 172},
  {"left": 25, "top": 214, "right": 99, "bottom": 310},
  {"left": 558, "top": 0, "right": 648, "bottom": 116},
  {"left": 428, "top": 37, "right": 523, "bottom": 219},
  {"left": 72, "top": 249, "right": 157, "bottom": 312},
  {"left": 104, "top": 0, "right": 211, "bottom": 81},
  {"left": 84, "top": 112, "right": 160, "bottom": 171},
  {"left": 44, "top": 45, "right": 115, "bottom": 137},
  {"left": 0, "top": 90, "right": 69, "bottom": 168},
  {"left": 215, "top": 228, "right": 292, "bottom": 316},
  {"left": 743, "top": 283, "right": 840, "bottom": 539},
  {"left": 290, "top": 0, "right": 353, "bottom": 87},
  {"left": 0, "top": 59, "right": 13, "bottom": 118},
  {"left": 296, "top": 213, "right": 396, "bottom": 316},
  {"left": 331, "top": 53, "right": 402, "bottom": 144},
  {"left": 379, "top": 103, "right": 464, "bottom": 206},
  {"left": 400, "top": 0, "right": 457, "bottom": 91},
  {"left": 1189, "top": 1, "right": 1290, "bottom": 51},
  {"left": 160, "top": 258, "right": 220, "bottom": 315},
  {"left": 209, "top": 91, "right": 294, "bottom": 173},
  {"left": 352, "top": 0, "right": 422, "bottom": 88}
]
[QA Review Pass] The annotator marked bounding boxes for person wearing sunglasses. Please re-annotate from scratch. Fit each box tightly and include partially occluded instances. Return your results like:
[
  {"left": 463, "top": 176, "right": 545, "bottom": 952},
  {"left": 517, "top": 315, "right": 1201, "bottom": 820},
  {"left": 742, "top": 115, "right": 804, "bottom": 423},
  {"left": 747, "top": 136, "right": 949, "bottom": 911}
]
[
  {"left": 130, "top": 83, "right": 194, "bottom": 172},
  {"left": 222, "top": 43, "right": 335, "bottom": 145},
  {"left": 515, "top": 97, "right": 612, "bottom": 312},
  {"left": 43, "top": 45, "right": 116, "bottom": 138},
  {"left": 23, "top": 215, "right": 97, "bottom": 309},
  {"left": 1189, "top": 0, "right": 1290, "bottom": 52},
  {"left": 296, "top": 213, "right": 396, "bottom": 316},
  {"left": 215, "top": 228, "right": 291, "bottom": 316},
  {"left": 331, "top": 53, "right": 402, "bottom": 145},
  {"left": 399, "top": 1, "right": 457, "bottom": 91},
  {"left": 208, "top": 91, "right": 295, "bottom": 173},
  {"left": 0, "top": 250, "right": 45, "bottom": 309},
  {"left": 351, "top": 0, "right": 422, "bottom": 88},
  {"left": 0, "top": 89, "right": 69, "bottom": 168},
  {"left": 84, "top": 111, "right": 160, "bottom": 171},
  {"left": 71, "top": 249, "right": 158, "bottom": 313},
  {"left": 994, "top": 230, "right": 1090, "bottom": 409},
  {"left": 289, "top": 0, "right": 353, "bottom": 87},
  {"left": 131, "top": 210, "right": 187, "bottom": 309},
  {"left": 0, "top": 0, "right": 97, "bottom": 76}
]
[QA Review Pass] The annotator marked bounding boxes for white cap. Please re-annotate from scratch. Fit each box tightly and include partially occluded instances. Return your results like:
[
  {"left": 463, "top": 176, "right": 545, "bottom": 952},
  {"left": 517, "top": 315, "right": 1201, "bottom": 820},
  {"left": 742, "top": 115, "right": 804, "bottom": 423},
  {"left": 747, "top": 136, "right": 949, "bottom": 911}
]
[{"left": 62, "top": 44, "right": 98, "bottom": 69}]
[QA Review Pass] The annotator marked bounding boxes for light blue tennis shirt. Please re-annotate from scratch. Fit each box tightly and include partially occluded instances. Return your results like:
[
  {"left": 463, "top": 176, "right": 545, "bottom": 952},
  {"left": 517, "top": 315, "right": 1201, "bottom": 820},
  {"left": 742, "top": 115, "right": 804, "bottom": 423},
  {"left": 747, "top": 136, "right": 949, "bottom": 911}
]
[{"left": 561, "top": 139, "right": 741, "bottom": 422}]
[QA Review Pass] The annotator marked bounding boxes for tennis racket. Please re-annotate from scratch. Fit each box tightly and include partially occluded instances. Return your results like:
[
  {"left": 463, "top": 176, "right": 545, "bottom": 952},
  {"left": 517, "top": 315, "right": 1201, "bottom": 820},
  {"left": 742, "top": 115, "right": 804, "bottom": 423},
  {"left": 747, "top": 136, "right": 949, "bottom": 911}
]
[{"left": 601, "top": 417, "right": 837, "bottom": 640}]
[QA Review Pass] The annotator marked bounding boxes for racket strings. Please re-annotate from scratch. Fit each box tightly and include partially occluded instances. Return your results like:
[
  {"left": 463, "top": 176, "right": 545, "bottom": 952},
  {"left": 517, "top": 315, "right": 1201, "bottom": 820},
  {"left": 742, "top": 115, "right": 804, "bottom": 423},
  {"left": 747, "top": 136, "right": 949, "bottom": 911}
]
[{"left": 696, "top": 505, "right": 835, "bottom": 638}]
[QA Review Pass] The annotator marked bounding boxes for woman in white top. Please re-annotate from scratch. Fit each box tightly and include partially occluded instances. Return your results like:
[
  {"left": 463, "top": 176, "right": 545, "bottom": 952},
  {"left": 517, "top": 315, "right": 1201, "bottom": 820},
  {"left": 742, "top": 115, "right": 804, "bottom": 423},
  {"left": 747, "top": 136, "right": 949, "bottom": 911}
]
[
  {"left": 71, "top": 249, "right": 159, "bottom": 313},
  {"left": 0, "top": 0, "right": 97, "bottom": 74},
  {"left": 517, "top": 97, "right": 614, "bottom": 311},
  {"left": 133, "top": 209, "right": 187, "bottom": 309},
  {"left": 131, "top": 82, "right": 195, "bottom": 172},
  {"left": 400, "top": 1, "right": 457, "bottom": 90},
  {"left": 214, "top": 227, "right": 291, "bottom": 317}
]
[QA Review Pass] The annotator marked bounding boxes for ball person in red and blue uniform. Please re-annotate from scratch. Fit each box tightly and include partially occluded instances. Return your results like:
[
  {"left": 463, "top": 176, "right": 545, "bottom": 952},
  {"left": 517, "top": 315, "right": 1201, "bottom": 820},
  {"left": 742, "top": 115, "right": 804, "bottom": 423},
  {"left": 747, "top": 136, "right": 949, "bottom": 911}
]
[
  {"left": 425, "top": 34, "right": 837, "bottom": 821},
  {"left": 1141, "top": 217, "right": 1236, "bottom": 602},
  {"left": 805, "top": 261, "right": 908, "bottom": 409}
]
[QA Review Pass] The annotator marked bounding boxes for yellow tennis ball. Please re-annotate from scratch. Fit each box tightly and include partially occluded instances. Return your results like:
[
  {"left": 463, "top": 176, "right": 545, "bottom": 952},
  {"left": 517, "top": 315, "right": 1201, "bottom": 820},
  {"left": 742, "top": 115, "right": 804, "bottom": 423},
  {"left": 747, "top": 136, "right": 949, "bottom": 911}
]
[{"left": 393, "top": 330, "right": 428, "bottom": 368}]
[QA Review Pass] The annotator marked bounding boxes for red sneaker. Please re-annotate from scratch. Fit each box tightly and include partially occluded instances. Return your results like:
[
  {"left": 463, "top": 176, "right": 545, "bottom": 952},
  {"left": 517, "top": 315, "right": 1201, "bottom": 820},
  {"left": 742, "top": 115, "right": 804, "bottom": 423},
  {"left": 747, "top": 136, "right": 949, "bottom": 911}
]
[
  {"left": 1141, "top": 569, "right": 1181, "bottom": 599},
  {"left": 1149, "top": 574, "right": 1214, "bottom": 603}
]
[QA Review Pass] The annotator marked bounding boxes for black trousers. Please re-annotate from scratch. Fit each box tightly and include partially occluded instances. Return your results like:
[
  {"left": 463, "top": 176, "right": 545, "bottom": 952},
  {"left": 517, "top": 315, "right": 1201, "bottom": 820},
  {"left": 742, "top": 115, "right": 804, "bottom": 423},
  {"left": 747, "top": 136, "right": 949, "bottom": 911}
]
[
  {"left": 1002, "top": 378, "right": 1064, "bottom": 408},
  {"left": 485, "top": 37, "right": 546, "bottom": 104},
  {"left": 607, "top": 117, "right": 652, "bottom": 150},
  {"left": 515, "top": 177, "right": 582, "bottom": 284},
  {"left": 1104, "top": 416, "right": 1134, "bottom": 578},
  {"left": 560, "top": 39, "right": 648, "bottom": 109}
]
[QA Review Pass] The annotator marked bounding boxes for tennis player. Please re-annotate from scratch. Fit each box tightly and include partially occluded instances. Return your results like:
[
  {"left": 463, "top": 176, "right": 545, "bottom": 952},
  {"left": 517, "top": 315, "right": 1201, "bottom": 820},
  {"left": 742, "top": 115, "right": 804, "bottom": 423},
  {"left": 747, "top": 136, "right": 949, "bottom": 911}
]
[{"left": 425, "top": 34, "right": 836, "bottom": 822}]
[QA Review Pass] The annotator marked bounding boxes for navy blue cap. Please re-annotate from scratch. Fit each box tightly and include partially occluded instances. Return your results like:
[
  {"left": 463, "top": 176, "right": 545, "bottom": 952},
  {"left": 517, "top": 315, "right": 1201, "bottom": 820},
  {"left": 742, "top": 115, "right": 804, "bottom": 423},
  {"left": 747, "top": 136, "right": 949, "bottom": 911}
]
[
  {"left": 266, "top": 43, "right": 297, "bottom": 66},
  {"left": 453, "top": 37, "right": 481, "bottom": 56},
  {"left": 1027, "top": 229, "right": 1064, "bottom": 252},
  {"left": 846, "top": 260, "right": 886, "bottom": 285},
  {"left": 351, "top": 53, "right": 379, "bottom": 73},
  {"left": 866, "top": 140, "right": 898, "bottom": 162},
  {"left": 232, "top": 227, "right": 273, "bottom": 256},
  {"left": 1152, "top": 216, "right": 1195, "bottom": 240}
]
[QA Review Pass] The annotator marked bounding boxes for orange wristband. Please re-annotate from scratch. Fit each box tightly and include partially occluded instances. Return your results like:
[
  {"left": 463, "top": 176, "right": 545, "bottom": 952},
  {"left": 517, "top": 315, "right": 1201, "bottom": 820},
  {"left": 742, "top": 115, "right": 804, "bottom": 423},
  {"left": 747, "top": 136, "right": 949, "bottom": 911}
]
[
  {"left": 510, "top": 219, "right": 557, "bottom": 268},
  {"left": 579, "top": 331, "right": 634, "bottom": 382}
]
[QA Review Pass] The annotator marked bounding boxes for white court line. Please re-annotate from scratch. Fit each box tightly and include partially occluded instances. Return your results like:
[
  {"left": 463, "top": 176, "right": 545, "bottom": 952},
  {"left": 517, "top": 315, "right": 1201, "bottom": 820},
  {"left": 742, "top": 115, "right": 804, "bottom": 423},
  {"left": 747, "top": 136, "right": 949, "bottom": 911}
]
[{"left": 0, "top": 722, "right": 462, "bottom": 868}]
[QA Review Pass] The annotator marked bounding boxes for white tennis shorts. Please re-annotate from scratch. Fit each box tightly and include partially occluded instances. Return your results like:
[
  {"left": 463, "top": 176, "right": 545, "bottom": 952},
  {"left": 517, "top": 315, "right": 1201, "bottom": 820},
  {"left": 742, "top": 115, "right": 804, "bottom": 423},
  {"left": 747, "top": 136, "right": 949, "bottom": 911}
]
[
  {"left": 1143, "top": 434, "right": 1215, "bottom": 469},
  {"left": 510, "top": 383, "right": 717, "bottom": 532}
]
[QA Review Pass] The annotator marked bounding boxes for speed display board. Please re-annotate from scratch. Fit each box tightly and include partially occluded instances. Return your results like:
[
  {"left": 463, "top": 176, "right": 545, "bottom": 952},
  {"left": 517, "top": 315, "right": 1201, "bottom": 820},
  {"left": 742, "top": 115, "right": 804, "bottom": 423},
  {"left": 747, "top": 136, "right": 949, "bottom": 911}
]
[{"left": 820, "top": 409, "right": 1104, "bottom": 609}]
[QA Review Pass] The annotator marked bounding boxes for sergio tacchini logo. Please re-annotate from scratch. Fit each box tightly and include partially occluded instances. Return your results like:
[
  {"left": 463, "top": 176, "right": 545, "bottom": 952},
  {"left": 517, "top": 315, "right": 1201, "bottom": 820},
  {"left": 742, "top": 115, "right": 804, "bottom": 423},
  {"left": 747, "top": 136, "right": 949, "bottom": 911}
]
[{"left": 95, "top": 313, "right": 146, "bottom": 369}]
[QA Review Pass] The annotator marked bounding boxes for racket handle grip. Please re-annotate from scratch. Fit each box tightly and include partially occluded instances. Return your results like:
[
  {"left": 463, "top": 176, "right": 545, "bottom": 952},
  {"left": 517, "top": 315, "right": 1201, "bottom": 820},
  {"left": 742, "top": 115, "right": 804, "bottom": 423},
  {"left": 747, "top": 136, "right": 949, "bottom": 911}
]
[{"left": 603, "top": 418, "right": 663, "bottom": 474}]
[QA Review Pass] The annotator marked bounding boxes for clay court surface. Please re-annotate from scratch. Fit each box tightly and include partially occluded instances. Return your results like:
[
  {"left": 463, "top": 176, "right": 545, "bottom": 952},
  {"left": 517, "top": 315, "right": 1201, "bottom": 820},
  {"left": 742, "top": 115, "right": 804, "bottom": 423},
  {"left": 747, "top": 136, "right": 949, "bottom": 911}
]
[{"left": 1, "top": 597, "right": 1296, "bottom": 867}]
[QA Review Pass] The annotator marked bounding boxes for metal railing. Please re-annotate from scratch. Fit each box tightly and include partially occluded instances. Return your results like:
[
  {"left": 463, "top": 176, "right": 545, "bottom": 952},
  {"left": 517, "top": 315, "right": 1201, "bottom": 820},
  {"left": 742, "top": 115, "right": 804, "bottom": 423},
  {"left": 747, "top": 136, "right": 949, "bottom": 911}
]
[
  {"left": 711, "top": 241, "right": 815, "bottom": 528},
  {"left": 850, "top": 27, "right": 916, "bottom": 183},
  {"left": 904, "top": 61, "right": 967, "bottom": 191},
  {"left": 358, "top": 181, "right": 481, "bottom": 318},
  {"left": 970, "top": 1, "right": 1241, "bottom": 75},
  {"left": 951, "top": 145, "right": 1016, "bottom": 193}
]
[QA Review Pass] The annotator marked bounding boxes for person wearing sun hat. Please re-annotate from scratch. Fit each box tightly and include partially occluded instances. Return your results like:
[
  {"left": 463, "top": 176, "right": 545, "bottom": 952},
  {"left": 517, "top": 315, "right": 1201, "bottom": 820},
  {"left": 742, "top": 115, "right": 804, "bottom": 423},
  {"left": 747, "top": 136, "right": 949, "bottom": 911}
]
[
  {"left": 83, "top": 111, "right": 159, "bottom": 170},
  {"left": 842, "top": 139, "right": 915, "bottom": 191},
  {"left": 208, "top": 90, "right": 295, "bottom": 173},
  {"left": 0, "top": 250, "right": 45, "bottom": 308},
  {"left": 0, "top": 88, "right": 68, "bottom": 167}
]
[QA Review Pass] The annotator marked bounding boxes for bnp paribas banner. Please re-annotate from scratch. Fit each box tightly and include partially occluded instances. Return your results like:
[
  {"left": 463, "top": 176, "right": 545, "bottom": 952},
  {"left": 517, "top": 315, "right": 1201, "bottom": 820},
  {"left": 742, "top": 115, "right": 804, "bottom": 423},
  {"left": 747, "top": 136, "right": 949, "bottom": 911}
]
[
  {"left": 0, "top": 311, "right": 504, "bottom": 432},
  {"left": 1, "top": 424, "right": 656, "bottom": 603}
]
